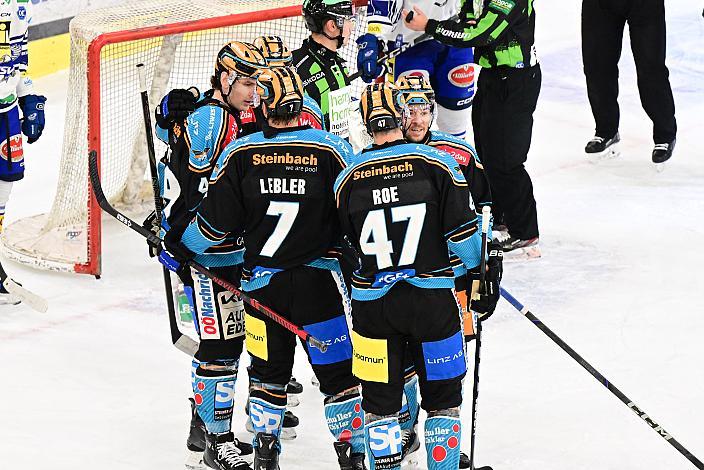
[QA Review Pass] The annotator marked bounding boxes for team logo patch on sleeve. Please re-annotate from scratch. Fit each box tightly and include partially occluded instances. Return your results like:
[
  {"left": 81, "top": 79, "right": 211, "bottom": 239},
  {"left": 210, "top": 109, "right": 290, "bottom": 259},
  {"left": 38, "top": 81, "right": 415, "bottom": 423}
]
[
  {"left": 245, "top": 314, "right": 268, "bottom": 360},
  {"left": 422, "top": 331, "right": 466, "bottom": 381},
  {"left": 352, "top": 331, "right": 389, "bottom": 383}
]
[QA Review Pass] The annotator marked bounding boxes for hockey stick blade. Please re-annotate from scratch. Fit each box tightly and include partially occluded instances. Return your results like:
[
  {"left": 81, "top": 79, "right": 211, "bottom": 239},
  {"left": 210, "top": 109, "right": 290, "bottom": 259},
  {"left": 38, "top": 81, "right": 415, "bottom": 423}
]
[
  {"left": 88, "top": 151, "right": 328, "bottom": 354},
  {"left": 2, "top": 279, "right": 48, "bottom": 313},
  {"left": 500, "top": 287, "right": 704, "bottom": 470}
]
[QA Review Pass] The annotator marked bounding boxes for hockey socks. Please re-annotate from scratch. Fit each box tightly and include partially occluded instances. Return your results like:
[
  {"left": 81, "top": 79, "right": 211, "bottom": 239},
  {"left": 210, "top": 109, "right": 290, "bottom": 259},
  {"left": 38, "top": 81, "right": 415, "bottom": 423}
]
[
  {"left": 399, "top": 374, "right": 419, "bottom": 433},
  {"left": 364, "top": 414, "right": 403, "bottom": 470},
  {"left": 424, "top": 414, "right": 462, "bottom": 470},
  {"left": 324, "top": 388, "right": 365, "bottom": 455},
  {"left": 248, "top": 382, "right": 287, "bottom": 444},
  {"left": 193, "top": 362, "right": 238, "bottom": 434}
]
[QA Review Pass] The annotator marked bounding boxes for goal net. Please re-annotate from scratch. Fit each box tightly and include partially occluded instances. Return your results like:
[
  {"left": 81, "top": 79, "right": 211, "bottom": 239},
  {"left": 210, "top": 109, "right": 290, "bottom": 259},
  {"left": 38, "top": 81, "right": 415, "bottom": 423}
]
[{"left": 1, "top": 0, "right": 369, "bottom": 276}]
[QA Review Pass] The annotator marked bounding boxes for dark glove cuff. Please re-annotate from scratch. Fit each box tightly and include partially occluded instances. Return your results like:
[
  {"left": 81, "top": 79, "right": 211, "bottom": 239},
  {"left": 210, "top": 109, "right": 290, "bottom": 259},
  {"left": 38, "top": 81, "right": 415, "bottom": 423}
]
[{"left": 426, "top": 19, "right": 439, "bottom": 35}]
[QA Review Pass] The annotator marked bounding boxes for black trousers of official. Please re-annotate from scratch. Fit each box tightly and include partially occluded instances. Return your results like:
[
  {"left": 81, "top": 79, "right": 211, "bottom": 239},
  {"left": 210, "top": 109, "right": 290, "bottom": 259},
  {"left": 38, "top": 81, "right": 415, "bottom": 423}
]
[
  {"left": 582, "top": 0, "right": 677, "bottom": 143},
  {"left": 472, "top": 64, "right": 541, "bottom": 240}
]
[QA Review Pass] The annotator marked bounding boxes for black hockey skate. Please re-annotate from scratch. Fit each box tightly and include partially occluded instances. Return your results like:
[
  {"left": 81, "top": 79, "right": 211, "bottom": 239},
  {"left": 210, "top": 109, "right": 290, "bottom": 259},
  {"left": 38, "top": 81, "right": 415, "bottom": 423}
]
[
  {"left": 333, "top": 441, "right": 367, "bottom": 470},
  {"left": 399, "top": 428, "right": 420, "bottom": 468},
  {"left": 186, "top": 399, "right": 253, "bottom": 470},
  {"left": 459, "top": 452, "right": 469, "bottom": 468},
  {"left": 497, "top": 234, "right": 541, "bottom": 261},
  {"left": 254, "top": 433, "right": 280, "bottom": 470},
  {"left": 203, "top": 431, "right": 252, "bottom": 470},
  {"left": 585, "top": 133, "right": 620, "bottom": 160},
  {"left": 286, "top": 377, "right": 302, "bottom": 407},
  {"left": 652, "top": 139, "right": 675, "bottom": 170}
]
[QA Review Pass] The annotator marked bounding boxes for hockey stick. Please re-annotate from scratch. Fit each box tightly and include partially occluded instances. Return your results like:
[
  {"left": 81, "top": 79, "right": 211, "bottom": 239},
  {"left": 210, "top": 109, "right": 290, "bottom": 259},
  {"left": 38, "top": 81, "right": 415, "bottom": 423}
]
[
  {"left": 136, "top": 63, "right": 198, "bottom": 357},
  {"left": 0, "top": 260, "right": 48, "bottom": 313},
  {"left": 500, "top": 288, "right": 704, "bottom": 469},
  {"left": 87, "top": 151, "right": 328, "bottom": 354},
  {"left": 468, "top": 206, "right": 493, "bottom": 470}
]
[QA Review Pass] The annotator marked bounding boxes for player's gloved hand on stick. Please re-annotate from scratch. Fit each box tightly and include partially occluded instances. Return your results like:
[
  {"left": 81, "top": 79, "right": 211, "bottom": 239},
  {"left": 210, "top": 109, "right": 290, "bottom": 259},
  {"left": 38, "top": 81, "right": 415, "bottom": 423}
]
[
  {"left": 19, "top": 94, "right": 47, "bottom": 144},
  {"left": 143, "top": 211, "right": 161, "bottom": 258},
  {"left": 155, "top": 87, "right": 199, "bottom": 128},
  {"left": 159, "top": 228, "right": 195, "bottom": 274},
  {"left": 356, "top": 34, "right": 385, "bottom": 83},
  {"left": 468, "top": 241, "right": 504, "bottom": 320}
]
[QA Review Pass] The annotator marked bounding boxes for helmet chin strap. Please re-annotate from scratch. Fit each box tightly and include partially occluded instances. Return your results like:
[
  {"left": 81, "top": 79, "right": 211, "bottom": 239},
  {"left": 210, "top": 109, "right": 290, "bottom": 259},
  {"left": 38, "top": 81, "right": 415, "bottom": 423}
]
[{"left": 322, "top": 20, "right": 345, "bottom": 48}]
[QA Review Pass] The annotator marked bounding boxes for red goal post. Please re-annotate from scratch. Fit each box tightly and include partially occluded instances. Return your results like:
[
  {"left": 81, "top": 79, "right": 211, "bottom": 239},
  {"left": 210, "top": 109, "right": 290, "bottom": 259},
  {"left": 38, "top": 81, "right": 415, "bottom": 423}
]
[{"left": 1, "top": 0, "right": 369, "bottom": 277}]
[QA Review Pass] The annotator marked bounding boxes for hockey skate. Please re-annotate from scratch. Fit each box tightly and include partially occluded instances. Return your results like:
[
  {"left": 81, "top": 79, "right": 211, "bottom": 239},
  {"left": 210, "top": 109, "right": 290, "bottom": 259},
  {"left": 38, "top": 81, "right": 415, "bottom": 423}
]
[
  {"left": 0, "top": 282, "right": 20, "bottom": 306},
  {"left": 186, "top": 399, "right": 253, "bottom": 470},
  {"left": 286, "top": 377, "right": 303, "bottom": 407},
  {"left": 253, "top": 433, "right": 280, "bottom": 470},
  {"left": 585, "top": 133, "right": 620, "bottom": 161},
  {"left": 203, "top": 431, "right": 252, "bottom": 470},
  {"left": 333, "top": 441, "right": 367, "bottom": 470},
  {"left": 399, "top": 428, "right": 420, "bottom": 468},
  {"left": 245, "top": 406, "right": 298, "bottom": 440},
  {"left": 497, "top": 234, "right": 541, "bottom": 261},
  {"left": 652, "top": 140, "right": 675, "bottom": 172}
]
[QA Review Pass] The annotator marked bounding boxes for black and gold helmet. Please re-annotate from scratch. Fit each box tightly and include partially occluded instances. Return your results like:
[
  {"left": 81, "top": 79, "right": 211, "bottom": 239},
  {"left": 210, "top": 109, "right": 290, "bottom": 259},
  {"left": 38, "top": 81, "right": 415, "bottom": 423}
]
[
  {"left": 359, "top": 83, "right": 402, "bottom": 133},
  {"left": 256, "top": 67, "right": 304, "bottom": 118},
  {"left": 395, "top": 74, "right": 435, "bottom": 111},
  {"left": 215, "top": 41, "right": 267, "bottom": 84},
  {"left": 253, "top": 36, "right": 293, "bottom": 68}
]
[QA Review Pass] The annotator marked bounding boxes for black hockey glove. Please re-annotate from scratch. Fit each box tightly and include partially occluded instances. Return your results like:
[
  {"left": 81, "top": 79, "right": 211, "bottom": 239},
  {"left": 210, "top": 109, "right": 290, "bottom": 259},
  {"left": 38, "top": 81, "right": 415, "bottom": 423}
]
[
  {"left": 142, "top": 210, "right": 160, "bottom": 258},
  {"left": 158, "top": 228, "right": 195, "bottom": 276},
  {"left": 468, "top": 241, "right": 503, "bottom": 321},
  {"left": 154, "top": 88, "right": 199, "bottom": 128}
]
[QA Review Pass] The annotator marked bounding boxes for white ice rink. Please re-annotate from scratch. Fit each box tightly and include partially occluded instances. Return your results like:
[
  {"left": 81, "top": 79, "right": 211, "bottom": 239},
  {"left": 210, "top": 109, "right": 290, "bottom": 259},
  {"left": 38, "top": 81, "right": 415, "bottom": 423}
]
[{"left": 2, "top": 1, "right": 703, "bottom": 469}]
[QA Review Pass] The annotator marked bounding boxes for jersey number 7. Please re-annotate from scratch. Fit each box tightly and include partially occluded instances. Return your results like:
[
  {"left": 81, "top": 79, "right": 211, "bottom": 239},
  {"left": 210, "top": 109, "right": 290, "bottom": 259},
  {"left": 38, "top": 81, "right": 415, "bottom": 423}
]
[
  {"left": 260, "top": 201, "right": 300, "bottom": 257},
  {"left": 359, "top": 203, "right": 426, "bottom": 270}
]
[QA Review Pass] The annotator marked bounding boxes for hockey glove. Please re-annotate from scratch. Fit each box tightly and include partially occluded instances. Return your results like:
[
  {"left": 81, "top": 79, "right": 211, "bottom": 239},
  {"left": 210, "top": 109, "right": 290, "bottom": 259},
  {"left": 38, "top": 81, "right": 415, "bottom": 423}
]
[
  {"left": 468, "top": 241, "right": 503, "bottom": 321},
  {"left": 155, "top": 88, "right": 199, "bottom": 128},
  {"left": 143, "top": 211, "right": 160, "bottom": 258},
  {"left": 356, "top": 34, "right": 385, "bottom": 83},
  {"left": 159, "top": 227, "right": 195, "bottom": 274},
  {"left": 19, "top": 94, "right": 47, "bottom": 144}
]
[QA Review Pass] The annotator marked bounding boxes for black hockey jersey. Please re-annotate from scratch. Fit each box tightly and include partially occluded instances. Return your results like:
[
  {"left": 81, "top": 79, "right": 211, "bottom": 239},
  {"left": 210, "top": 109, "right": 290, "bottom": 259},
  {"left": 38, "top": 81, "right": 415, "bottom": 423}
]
[
  {"left": 334, "top": 140, "right": 483, "bottom": 301},
  {"left": 181, "top": 126, "right": 353, "bottom": 291}
]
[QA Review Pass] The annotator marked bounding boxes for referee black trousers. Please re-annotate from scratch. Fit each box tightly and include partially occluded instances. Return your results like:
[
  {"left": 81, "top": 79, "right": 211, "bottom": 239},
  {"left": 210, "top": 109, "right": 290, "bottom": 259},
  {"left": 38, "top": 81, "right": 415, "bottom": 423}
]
[
  {"left": 472, "top": 64, "right": 541, "bottom": 240},
  {"left": 581, "top": 0, "right": 677, "bottom": 143}
]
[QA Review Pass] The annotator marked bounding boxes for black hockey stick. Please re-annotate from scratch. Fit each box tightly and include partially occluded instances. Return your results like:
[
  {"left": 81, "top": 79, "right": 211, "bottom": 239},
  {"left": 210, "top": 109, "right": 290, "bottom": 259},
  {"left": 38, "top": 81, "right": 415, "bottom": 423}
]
[
  {"left": 136, "top": 64, "right": 197, "bottom": 357},
  {"left": 468, "top": 206, "right": 493, "bottom": 470},
  {"left": 500, "top": 288, "right": 704, "bottom": 469},
  {"left": 0, "top": 259, "right": 48, "bottom": 313},
  {"left": 87, "top": 151, "right": 328, "bottom": 354}
]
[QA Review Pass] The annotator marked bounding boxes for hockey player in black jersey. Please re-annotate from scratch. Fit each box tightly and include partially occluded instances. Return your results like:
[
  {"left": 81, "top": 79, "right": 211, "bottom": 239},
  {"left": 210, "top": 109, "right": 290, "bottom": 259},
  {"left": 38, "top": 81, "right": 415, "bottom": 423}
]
[
  {"left": 334, "top": 83, "right": 490, "bottom": 470},
  {"left": 170, "top": 67, "right": 365, "bottom": 470},
  {"left": 155, "top": 41, "right": 267, "bottom": 470},
  {"left": 395, "top": 74, "right": 501, "bottom": 469}
]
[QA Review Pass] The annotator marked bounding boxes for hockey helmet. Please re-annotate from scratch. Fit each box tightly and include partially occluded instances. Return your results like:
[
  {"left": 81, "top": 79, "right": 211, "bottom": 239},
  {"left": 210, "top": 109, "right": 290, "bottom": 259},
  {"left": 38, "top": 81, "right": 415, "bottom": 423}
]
[
  {"left": 303, "top": 0, "right": 355, "bottom": 34},
  {"left": 253, "top": 36, "right": 293, "bottom": 68},
  {"left": 256, "top": 66, "right": 305, "bottom": 118},
  {"left": 396, "top": 74, "right": 435, "bottom": 110},
  {"left": 214, "top": 41, "right": 267, "bottom": 85},
  {"left": 359, "top": 82, "right": 403, "bottom": 133}
]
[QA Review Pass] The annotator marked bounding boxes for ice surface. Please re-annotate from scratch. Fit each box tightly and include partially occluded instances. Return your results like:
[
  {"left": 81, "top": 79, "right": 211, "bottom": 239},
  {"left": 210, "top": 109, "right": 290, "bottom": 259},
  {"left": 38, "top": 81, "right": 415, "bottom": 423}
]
[{"left": 1, "top": 1, "right": 703, "bottom": 469}]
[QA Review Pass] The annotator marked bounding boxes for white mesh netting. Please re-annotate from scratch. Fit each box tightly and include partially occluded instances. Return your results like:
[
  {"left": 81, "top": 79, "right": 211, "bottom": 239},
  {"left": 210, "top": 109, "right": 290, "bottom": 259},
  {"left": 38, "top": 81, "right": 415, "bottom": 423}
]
[{"left": 1, "top": 0, "right": 369, "bottom": 274}]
